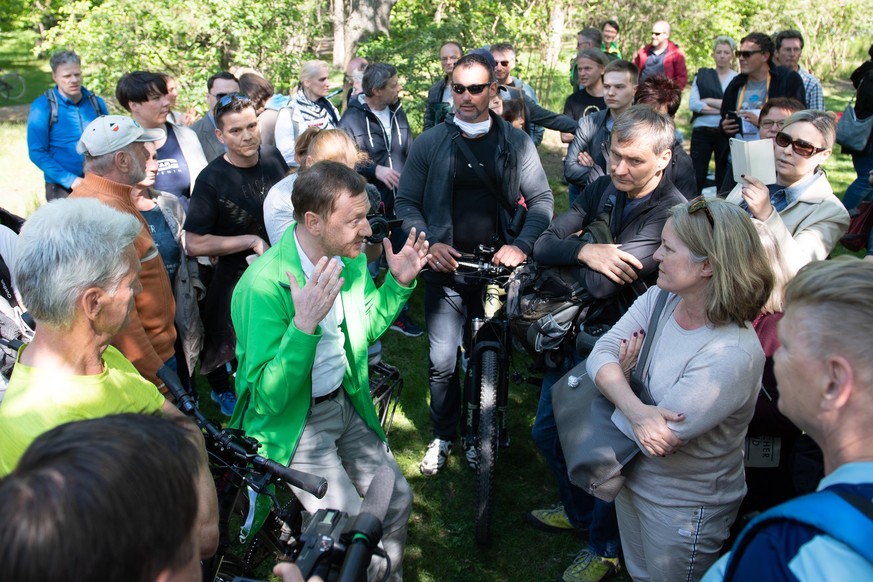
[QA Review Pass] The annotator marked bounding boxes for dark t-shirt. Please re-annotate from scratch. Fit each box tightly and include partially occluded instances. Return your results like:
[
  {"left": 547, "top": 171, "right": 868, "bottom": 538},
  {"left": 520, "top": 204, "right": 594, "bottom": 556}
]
[
  {"left": 641, "top": 50, "right": 666, "bottom": 81},
  {"left": 155, "top": 123, "right": 193, "bottom": 200},
  {"left": 563, "top": 89, "right": 606, "bottom": 121},
  {"left": 452, "top": 125, "right": 500, "bottom": 253},
  {"left": 140, "top": 205, "right": 180, "bottom": 287},
  {"left": 185, "top": 145, "right": 288, "bottom": 269}
]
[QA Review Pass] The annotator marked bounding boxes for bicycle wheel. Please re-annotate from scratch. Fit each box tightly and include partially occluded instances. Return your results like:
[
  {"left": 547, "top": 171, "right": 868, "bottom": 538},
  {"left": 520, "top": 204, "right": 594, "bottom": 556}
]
[
  {"left": 0, "top": 73, "right": 25, "bottom": 101},
  {"left": 474, "top": 349, "right": 499, "bottom": 545}
]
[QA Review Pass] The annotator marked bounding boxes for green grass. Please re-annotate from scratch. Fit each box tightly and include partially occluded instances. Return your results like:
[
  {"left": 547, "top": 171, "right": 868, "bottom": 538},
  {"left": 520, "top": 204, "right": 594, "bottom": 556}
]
[{"left": 0, "top": 30, "right": 52, "bottom": 106}]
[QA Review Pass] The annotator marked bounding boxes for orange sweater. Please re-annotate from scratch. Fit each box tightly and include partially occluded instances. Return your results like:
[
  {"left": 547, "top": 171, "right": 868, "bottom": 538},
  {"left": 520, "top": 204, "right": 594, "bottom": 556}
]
[{"left": 71, "top": 173, "right": 177, "bottom": 390}]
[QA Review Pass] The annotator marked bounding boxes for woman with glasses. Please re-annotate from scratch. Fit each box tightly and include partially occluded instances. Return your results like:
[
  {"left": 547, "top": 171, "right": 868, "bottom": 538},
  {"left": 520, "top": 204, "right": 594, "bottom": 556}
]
[
  {"left": 689, "top": 36, "right": 737, "bottom": 195},
  {"left": 275, "top": 60, "right": 340, "bottom": 167},
  {"left": 587, "top": 198, "right": 774, "bottom": 581},
  {"left": 726, "top": 110, "right": 849, "bottom": 274}
]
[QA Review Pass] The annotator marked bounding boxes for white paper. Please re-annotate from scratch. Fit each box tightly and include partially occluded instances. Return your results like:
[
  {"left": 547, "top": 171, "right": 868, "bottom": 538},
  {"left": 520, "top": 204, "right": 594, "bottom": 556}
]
[{"left": 731, "top": 138, "right": 777, "bottom": 185}]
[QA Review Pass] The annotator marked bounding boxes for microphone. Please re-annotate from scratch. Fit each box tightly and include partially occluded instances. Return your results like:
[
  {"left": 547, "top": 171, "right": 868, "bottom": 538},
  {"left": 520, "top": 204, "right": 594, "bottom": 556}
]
[{"left": 336, "top": 465, "right": 395, "bottom": 582}]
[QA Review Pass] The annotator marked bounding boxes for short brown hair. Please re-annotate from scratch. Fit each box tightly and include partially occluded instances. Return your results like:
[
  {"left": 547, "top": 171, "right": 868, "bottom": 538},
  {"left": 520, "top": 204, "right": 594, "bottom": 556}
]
[{"left": 292, "top": 160, "right": 367, "bottom": 222}]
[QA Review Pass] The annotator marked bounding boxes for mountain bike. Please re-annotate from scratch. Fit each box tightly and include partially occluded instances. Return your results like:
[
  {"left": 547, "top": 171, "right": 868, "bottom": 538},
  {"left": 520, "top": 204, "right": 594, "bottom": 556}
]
[
  {"left": 454, "top": 246, "right": 521, "bottom": 545},
  {"left": 0, "top": 71, "right": 26, "bottom": 102}
]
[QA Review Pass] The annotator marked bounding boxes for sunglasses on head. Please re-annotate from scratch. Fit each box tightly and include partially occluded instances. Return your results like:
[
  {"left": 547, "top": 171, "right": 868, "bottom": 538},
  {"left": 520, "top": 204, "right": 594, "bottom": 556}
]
[
  {"left": 736, "top": 49, "right": 764, "bottom": 59},
  {"left": 688, "top": 196, "right": 715, "bottom": 228},
  {"left": 451, "top": 82, "right": 492, "bottom": 95},
  {"left": 774, "top": 132, "right": 828, "bottom": 157}
]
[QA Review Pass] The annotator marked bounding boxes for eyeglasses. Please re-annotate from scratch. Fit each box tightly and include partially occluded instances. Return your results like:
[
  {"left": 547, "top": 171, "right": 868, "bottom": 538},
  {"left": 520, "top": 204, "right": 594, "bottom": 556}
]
[
  {"left": 451, "top": 82, "right": 492, "bottom": 95},
  {"left": 688, "top": 196, "right": 715, "bottom": 228},
  {"left": 774, "top": 132, "right": 828, "bottom": 157},
  {"left": 495, "top": 60, "right": 511, "bottom": 67},
  {"left": 759, "top": 119, "right": 784, "bottom": 130},
  {"left": 736, "top": 50, "right": 764, "bottom": 59}
]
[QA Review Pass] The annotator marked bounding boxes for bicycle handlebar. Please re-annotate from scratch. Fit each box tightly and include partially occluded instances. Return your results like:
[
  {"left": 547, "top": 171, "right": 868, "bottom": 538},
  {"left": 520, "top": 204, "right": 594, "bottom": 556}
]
[{"left": 157, "top": 365, "right": 328, "bottom": 499}]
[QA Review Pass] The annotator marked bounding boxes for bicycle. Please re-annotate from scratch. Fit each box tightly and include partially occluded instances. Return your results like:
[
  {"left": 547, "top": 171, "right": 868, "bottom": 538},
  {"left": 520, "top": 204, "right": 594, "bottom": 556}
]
[
  {"left": 453, "top": 245, "right": 522, "bottom": 545},
  {"left": 0, "top": 70, "right": 26, "bottom": 102}
]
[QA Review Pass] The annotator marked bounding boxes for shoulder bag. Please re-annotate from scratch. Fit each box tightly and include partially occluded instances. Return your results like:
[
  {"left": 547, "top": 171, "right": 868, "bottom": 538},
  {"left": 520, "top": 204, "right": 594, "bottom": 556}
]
[{"left": 551, "top": 288, "right": 670, "bottom": 502}]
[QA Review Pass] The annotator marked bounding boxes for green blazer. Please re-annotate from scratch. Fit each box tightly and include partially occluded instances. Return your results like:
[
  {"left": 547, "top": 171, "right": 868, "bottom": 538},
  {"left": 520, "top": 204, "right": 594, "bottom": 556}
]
[{"left": 228, "top": 222, "right": 414, "bottom": 465}]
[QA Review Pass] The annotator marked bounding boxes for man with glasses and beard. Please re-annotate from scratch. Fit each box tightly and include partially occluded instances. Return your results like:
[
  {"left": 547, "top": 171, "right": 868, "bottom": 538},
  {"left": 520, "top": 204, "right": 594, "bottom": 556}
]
[{"left": 395, "top": 53, "right": 554, "bottom": 476}]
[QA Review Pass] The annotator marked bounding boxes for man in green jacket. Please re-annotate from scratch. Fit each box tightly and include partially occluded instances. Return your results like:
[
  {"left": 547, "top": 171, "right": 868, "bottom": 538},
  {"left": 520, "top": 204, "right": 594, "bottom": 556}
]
[{"left": 229, "top": 161, "right": 430, "bottom": 581}]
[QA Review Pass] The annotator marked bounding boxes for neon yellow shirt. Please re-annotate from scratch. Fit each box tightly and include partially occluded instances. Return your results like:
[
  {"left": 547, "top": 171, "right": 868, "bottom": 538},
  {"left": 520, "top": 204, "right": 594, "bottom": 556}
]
[{"left": 0, "top": 345, "right": 164, "bottom": 475}]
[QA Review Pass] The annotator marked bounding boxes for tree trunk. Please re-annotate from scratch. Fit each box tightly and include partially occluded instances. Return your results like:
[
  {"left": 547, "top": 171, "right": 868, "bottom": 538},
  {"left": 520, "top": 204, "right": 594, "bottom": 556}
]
[
  {"left": 332, "top": 0, "right": 346, "bottom": 68},
  {"left": 333, "top": 0, "right": 397, "bottom": 68}
]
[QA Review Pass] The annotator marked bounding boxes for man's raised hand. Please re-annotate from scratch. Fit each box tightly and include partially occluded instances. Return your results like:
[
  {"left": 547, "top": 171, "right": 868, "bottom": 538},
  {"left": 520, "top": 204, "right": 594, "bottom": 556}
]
[
  {"left": 287, "top": 257, "right": 344, "bottom": 334},
  {"left": 386, "top": 227, "right": 431, "bottom": 287}
]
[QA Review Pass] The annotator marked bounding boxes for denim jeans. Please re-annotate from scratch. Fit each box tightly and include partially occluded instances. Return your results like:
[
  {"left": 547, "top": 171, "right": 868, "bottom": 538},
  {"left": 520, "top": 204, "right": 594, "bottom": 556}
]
[
  {"left": 842, "top": 140, "right": 873, "bottom": 211},
  {"left": 531, "top": 352, "right": 621, "bottom": 558},
  {"left": 424, "top": 278, "right": 484, "bottom": 440}
]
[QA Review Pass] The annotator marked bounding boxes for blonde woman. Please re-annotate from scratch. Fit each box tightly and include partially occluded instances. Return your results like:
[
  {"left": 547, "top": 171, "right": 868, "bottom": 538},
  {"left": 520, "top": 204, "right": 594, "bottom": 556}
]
[
  {"left": 274, "top": 60, "right": 340, "bottom": 167},
  {"left": 588, "top": 198, "right": 774, "bottom": 581}
]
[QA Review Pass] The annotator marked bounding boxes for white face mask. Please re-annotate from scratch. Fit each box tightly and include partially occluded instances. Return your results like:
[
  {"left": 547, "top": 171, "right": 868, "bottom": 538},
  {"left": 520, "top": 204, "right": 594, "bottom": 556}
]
[{"left": 454, "top": 116, "right": 492, "bottom": 137}]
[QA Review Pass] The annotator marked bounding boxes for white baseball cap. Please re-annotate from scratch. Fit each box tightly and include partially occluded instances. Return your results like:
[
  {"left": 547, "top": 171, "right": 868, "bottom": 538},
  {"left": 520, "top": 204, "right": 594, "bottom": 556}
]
[{"left": 76, "top": 115, "right": 166, "bottom": 156}]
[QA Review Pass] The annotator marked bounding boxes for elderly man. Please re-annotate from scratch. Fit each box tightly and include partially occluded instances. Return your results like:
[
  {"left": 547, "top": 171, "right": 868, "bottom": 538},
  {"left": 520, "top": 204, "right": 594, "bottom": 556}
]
[
  {"left": 0, "top": 198, "right": 218, "bottom": 557},
  {"left": 70, "top": 115, "right": 178, "bottom": 390},
  {"left": 530, "top": 105, "right": 686, "bottom": 582},
  {"left": 117, "top": 71, "right": 208, "bottom": 208},
  {"left": 0, "top": 414, "right": 207, "bottom": 581},
  {"left": 425, "top": 41, "right": 463, "bottom": 130},
  {"left": 703, "top": 259, "right": 873, "bottom": 581},
  {"left": 191, "top": 71, "right": 241, "bottom": 162},
  {"left": 491, "top": 42, "right": 545, "bottom": 146},
  {"left": 774, "top": 30, "right": 824, "bottom": 111},
  {"left": 26, "top": 50, "right": 108, "bottom": 200},
  {"left": 185, "top": 93, "right": 288, "bottom": 415},
  {"left": 396, "top": 53, "right": 554, "bottom": 476},
  {"left": 230, "top": 161, "right": 429, "bottom": 581},
  {"left": 633, "top": 21, "right": 687, "bottom": 90}
]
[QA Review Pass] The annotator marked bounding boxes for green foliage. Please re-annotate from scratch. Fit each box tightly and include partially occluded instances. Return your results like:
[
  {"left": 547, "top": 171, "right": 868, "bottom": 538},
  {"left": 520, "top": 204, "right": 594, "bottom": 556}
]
[{"left": 42, "top": 0, "right": 323, "bottom": 113}]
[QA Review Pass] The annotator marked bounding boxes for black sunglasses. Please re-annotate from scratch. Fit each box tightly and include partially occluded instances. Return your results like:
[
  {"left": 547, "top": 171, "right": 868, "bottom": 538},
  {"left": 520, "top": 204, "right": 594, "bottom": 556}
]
[
  {"left": 651, "top": 31, "right": 666, "bottom": 36},
  {"left": 451, "top": 82, "right": 492, "bottom": 95},
  {"left": 688, "top": 196, "right": 715, "bottom": 228},
  {"left": 495, "top": 60, "right": 511, "bottom": 67},
  {"left": 774, "top": 132, "right": 828, "bottom": 157},
  {"left": 736, "top": 49, "right": 764, "bottom": 59}
]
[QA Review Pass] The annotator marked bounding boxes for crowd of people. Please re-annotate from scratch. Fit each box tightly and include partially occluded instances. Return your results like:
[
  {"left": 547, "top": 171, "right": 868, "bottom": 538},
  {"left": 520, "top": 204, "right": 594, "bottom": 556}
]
[{"left": 1, "top": 19, "right": 872, "bottom": 582}]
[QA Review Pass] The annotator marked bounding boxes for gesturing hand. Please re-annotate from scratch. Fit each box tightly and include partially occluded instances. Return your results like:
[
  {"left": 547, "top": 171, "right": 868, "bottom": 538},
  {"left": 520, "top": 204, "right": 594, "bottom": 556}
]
[
  {"left": 386, "top": 227, "right": 431, "bottom": 287},
  {"left": 288, "top": 257, "right": 344, "bottom": 334},
  {"left": 577, "top": 243, "right": 643, "bottom": 284}
]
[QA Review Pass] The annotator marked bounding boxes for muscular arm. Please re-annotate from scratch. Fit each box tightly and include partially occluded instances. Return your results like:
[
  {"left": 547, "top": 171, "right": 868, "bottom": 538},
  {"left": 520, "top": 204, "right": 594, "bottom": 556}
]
[
  {"left": 185, "top": 232, "right": 268, "bottom": 257},
  {"left": 512, "top": 132, "right": 554, "bottom": 254}
]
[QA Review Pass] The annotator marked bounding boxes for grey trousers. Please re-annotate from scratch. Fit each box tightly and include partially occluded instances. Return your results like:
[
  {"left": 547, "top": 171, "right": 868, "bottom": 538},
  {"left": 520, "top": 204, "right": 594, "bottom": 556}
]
[{"left": 289, "top": 390, "right": 412, "bottom": 581}]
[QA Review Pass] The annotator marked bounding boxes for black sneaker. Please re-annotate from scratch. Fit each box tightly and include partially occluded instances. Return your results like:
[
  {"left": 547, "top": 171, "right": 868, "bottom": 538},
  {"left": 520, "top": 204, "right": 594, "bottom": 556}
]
[{"left": 389, "top": 313, "right": 423, "bottom": 337}]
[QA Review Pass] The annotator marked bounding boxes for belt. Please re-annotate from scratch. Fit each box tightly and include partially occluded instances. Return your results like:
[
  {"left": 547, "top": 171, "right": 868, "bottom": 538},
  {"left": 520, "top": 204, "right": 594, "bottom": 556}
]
[{"left": 313, "top": 388, "right": 341, "bottom": 406}]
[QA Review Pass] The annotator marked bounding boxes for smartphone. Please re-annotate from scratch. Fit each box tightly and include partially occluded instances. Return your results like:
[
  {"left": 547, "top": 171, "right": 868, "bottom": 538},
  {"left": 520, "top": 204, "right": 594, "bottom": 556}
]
[{"left": 725, "top": 111, "right": 743, "bottom": 135}]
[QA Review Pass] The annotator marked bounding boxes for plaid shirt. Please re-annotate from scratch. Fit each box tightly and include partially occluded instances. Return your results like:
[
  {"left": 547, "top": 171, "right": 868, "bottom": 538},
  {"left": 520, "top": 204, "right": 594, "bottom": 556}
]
[{"left": 799, "top": 67, "right": 824, "bottom": 110}]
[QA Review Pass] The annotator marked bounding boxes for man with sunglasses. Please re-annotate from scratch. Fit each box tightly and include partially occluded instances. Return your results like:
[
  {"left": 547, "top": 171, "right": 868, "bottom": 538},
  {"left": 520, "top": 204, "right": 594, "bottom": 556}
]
[
  {"left": 491, "top": 42, "right": 545, "bottom": 146},
  {"left": 184, "top": 93, "right": 288, "bottom": 415},
  {"left": 720, "top": 32, "right": 806, "bottom": 143},
  {"left": 396, "top": 52, "right": 554, "bottom": 476},
  {"left": 632, "top": 21, "right": 687, "bottom": 90},
  {"left": 192, "top": 71, "right": 241, "bottom": 162}
]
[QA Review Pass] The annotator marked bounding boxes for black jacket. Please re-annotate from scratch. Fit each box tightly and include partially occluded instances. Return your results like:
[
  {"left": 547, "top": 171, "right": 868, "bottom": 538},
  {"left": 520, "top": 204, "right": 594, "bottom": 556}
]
[
  {"left": 338, "top": 96, "right": 413, "bottom": 214},
  {"left": 533, "top": 174, "right": 685, "bottom": 299},
  {"left": 720, "top": 65, "right": 806, "bottom": 119}
]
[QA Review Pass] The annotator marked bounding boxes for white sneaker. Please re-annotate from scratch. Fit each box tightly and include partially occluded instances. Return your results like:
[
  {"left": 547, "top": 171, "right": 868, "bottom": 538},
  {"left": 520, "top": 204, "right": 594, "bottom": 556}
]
[
  {"left": 420, "top": 438, "right": 452, "bottom": 476},
  {"left": 465, "top": 443, "right": 479, "bottom": 471}
]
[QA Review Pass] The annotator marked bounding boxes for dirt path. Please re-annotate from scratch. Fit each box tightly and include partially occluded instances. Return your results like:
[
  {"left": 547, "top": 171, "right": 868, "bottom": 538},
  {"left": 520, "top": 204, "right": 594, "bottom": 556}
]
[{"left": 0, "top": 104, "right": 30, "bottom": 123}]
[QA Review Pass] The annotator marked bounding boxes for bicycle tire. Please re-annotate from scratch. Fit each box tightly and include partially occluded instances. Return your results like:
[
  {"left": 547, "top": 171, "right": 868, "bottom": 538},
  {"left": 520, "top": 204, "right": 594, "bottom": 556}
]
[
  {"left": 474, "top": 349, "right": 499, "bottom": 545},
  {"left": 0, "top": 73, "right": 25, "bottom": 101}
]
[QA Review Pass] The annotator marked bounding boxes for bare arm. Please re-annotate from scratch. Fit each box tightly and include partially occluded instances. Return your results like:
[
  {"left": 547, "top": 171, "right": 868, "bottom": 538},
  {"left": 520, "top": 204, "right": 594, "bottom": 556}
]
[{"left": 185, "top": 232, "right": 268, "bottom": 257}]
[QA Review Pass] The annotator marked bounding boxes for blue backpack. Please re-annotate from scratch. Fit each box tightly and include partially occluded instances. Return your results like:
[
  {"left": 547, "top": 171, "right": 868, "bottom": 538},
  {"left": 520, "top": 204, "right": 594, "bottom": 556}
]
[{"left": 724, "top": 487, "right": 873, "bottom": 580}]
